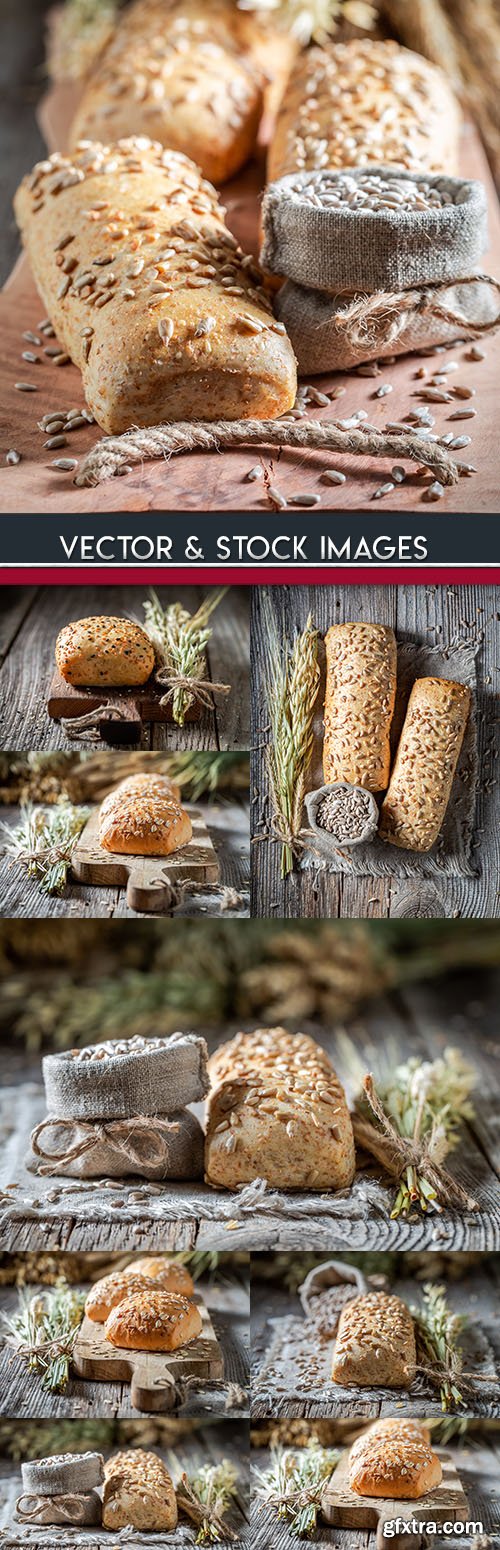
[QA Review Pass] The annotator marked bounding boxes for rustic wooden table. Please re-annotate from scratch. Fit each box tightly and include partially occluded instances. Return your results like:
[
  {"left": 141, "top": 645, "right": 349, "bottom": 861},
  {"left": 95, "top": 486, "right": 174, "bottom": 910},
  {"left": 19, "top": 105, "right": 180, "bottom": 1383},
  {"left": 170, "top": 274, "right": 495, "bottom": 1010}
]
[
  {"left": 251, "top": 583, "right": 500, "bottom": 920},
  {"left": 0, "top": 800, "right": 249, "bottom": 917},
  {"left": 250, "top": 1435, "right": 500, "bottom": 1549},
  {"left": 0, "top": 1276, "right": 249, "bottom": 1418},
  {"left": 0, "top": 1423, "right": 250, "bottom": 1547},
  {"left": 0, "top": 585, "right": 250, "bottom": 751},
  {"left": 251, "top": 1258, "right": 500, "bottom": 1419},
  {"left": 1, "top": 972, "right": 499, "bottom": 1255}
]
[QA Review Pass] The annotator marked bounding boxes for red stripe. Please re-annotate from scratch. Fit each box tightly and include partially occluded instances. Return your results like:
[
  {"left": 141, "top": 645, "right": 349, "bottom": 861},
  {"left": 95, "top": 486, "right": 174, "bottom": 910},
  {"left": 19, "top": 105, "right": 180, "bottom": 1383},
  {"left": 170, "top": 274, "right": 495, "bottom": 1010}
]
[{"left": 2, "top": 566, "right": 500, "bottom": 585}]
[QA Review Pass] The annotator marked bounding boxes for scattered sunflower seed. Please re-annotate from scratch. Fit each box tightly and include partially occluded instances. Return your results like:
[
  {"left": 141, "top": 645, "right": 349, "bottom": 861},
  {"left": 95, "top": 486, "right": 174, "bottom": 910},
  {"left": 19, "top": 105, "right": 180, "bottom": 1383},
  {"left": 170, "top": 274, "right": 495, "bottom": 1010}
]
[
  {"left": 6, "top": 449, "right": 21, "bottom": 465},
  {"left": 246, "top": 466, "right": 262, "bottom": 481},
  {"left": 375, "top": 384, "right": 393, "bottom": 397},
  {"left": 426, "top": 481, "right": 445, "bottom": 501},
  {"left": 466, "top": 346, "right": 485, "bottom": 361},
  {"left": 322, "top": 469, "right": 346, "bottom": 484},
  {"left": 357, "top": 362, "right": 379, "bottom": 376},
  {"left": 453, "top": 385, "right": 475, "bottom": 399},
  {"left": 289, "top": 493, "right": 321, "bottom": 506},
  {"left": 15, "top": 381, "right": 38, "bottom": 392},
  {"left": 268, "top": 485, "right": 287, "bottom": 509},
  {"left": 51, "top": 457, "right": 78, "bottom": 471},
  {"left": 21, "top": 350, "right": 40, "bottom": 364},
  {"left": 53, "top": 352, "right": 71, "bottom": 366},
  {"left": 391, "top": 466, "right": 406, "bottom": 483},
  {"left": 449, "top": 408, "right": 476, "bottom": 420},
  {"left": 372, "top": 482, "right": 395, "bottom": 499},
  {"left": 22, "top": 331, "right": 41, "bottom": 345},
  {"left": 45, "top": 435, "right": 68, "bottom": 449},
  {"left": 449, "top": 434, "right": 472, "bottom": 449}
]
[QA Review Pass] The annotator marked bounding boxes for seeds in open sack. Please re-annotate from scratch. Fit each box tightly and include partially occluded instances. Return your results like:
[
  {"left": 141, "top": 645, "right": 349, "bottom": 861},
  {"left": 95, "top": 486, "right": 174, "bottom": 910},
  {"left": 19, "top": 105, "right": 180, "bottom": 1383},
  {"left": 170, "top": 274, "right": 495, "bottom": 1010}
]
[
  {"left": 316, "top": 786, "right": 376, "bottom": 842},
  {"left": 286, "top": 171, "right": 461, "bottom": 213}
]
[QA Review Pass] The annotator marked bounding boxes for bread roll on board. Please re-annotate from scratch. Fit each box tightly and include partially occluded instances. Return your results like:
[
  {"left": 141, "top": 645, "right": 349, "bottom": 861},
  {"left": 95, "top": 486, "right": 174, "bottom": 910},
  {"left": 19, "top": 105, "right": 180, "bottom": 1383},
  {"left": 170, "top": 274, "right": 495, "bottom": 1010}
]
[
  {"left": 103, "top": 1450, "right": 177, "bottom": 1530},
  {"left": 70, "top": 0, "right": 296, "bottom": 186},
  {"left": 332, "top": 1291, "right": 416, "bottom": 1389},
  {"left": 14, "top": 137, "right": 297, "bottom": 435},
  {"left": 86, "top": 1270, "right": 189, "bottom": 1322},
  {"left": 379, "top": 677, "right": 471, "bottom": 852},
  {"left": 268, "top": 39, "right": 461, "bottom": 184},
  {"left": 349, "top": 1418, "right": 442, "bottom": 1499},
  {"left": 123, "top": 1256, "right": 194, "bottom": 1297},
  {"left": 105, "top": 1288, "right": 202, "bottom": 1350},
  {"left": 205, "top": 1026, "right": 355, "bottom": 1191},
  {"left": 98, "top": 773, "right": 192, "bottom": 855},
  {"left": 56, "top": 617, "right": 155, "bottom": 686},
  {"left": 323, "top": 623, "right": 397, "bottom": 793}
]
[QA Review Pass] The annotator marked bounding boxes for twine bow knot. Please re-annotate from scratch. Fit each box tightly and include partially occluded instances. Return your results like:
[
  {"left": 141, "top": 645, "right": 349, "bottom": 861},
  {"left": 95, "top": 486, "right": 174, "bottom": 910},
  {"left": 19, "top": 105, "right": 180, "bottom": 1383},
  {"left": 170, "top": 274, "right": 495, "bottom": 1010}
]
[{"left": 30, "top": 1115, "right": 178, "bottom": 1176}]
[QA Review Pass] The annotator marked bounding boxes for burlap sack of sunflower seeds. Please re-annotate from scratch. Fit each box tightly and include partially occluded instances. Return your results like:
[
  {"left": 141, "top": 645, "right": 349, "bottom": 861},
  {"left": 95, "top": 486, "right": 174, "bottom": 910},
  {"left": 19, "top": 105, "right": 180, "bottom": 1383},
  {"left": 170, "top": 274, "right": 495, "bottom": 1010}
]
[
  {"left": 43, "top": 1032, "right": 209, "bottom": 1120},
  {"left": 275, "top": 273, "right": 500, "bottom": 374},
  {"left": 21, "top": 1453, "right": 104, "bottom": 1496},
  {"left": 29, "top": 1109, "right": 204, "bottom": 1180},
  {"left": 16, "top": 1492, "right": 102, "bottom": 1525},
  {"left": 261, "top": 168, "right": 489, "bottom": 292},
  {"left": 262, "top": 166, "right": 500, "bottom": 371}
]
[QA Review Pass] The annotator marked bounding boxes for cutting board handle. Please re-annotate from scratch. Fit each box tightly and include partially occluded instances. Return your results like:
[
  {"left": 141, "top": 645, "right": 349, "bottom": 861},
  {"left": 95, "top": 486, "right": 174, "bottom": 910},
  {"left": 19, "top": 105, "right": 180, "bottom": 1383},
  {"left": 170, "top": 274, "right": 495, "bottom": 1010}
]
[
  {"left": 125, "top": 869, "right": 179, "bottom": 913},
  {"left": 376, "top": 1513, "right": 423, "bottom": 1550},
  {"left": 130, "top": 1363, "right": 177, "bottom": 1412}
]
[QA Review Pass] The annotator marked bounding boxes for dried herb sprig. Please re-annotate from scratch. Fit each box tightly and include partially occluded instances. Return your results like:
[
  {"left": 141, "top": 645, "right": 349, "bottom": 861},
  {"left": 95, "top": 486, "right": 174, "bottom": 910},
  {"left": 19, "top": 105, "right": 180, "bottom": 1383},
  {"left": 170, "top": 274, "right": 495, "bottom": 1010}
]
[
  {"left": 1, "top": 803, "right": 90, "bottom": 894},
  {"left": 412, "top": 1282, "right": 467, "bottom": 1412},
  {"left": 262, "top": 596, "right": 320, "bottom": 878},
  {"left": 237, "top": 0, "right": 376, "bottom": 45},
  {"left": 2, "top": 1280, "right": 85, "bottom": 1392},
  {"left": 175, "top": 1460, "right": 240, "bottom": 1544},
  {"left": 348, "top": 1046, "right": 478, "bottom": 1217},
  {"left": 141, "top": 589, "right": 229, "bottom": 725},
  {"left": 253, "top": 1441, "right": 340, "bottom": 1538}
]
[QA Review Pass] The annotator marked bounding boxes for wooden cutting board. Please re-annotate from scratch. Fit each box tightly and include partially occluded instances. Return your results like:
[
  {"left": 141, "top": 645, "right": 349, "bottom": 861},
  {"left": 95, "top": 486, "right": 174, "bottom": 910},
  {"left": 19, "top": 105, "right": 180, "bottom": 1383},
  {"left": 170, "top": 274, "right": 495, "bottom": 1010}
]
[
  {"left": 72, "top": 1293, "right": 224, "bottom": 1411},
  {"left": 321, "top": 1447, "right": 469, "bottom": 1550},
  {"left": 71, "top": 804, "right": 219, "bottom": 910},
  {"left": 0, "top": 62, "right": 499, "bottom": 512},
  {"left": 48, "top": 666, "right": 201, "bottom": 744}
]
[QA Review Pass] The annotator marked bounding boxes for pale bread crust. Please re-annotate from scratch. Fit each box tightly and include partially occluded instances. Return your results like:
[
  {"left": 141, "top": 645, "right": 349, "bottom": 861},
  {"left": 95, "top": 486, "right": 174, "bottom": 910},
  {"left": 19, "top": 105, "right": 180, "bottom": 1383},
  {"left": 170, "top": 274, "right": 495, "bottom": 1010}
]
[
  {"left": 379, "top": 677, "right": 471, "bottom": 851},
  {"left": 332, "top": 1292, "right": 416, "bottom": 1388},
  {"left": 123, "top": 1256, "right": 194, "bottom": 1297},
  {"left": 205, "top": 1026, "right": 355, "bottom": 1190},
  {"left": 103, "top": 1450, "right": 177, "bottom": 1530},
  {"left": 98, "top": 774, "right": 193, "bottom": 855},
  {"left": 86, "top": 1271, "right": 162, "bottom": 1323},
  {"left": 104, "top": 1289, "right": 203, "bottom": 1350},
  {"left": 55, "top": 617, "right": 155, "bottom": 687},
  {"left": 14, "top": 138, "right": 297, "bottom": 436},
  {"left": 349, "top": 1420, "right": 442, "bottom": 1500},
  {"left": 323, "top": 623, "right": 397, "bottom": 793}
]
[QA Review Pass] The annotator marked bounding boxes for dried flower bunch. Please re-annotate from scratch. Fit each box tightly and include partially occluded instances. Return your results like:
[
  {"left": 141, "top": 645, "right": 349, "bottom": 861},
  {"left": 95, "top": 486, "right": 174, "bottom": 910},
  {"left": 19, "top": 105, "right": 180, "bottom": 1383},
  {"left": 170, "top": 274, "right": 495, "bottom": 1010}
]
[
  {"left": 412, "top": 1282, "right": 467, "bottom": 1412},
  {"left": 2, "top": 1280, "right": 85, "bottom": 1393},
  {"left": 238, "top": 0, "right": 376, "bottom": 44},
  {"left": 1, "top": 803, "right": 91, "bottom": 894},
  {"left": 253, "top": 1440, "right": 340, "bottom": 1536},
  {"left": 175, "top": 1460, "right": 240, "bottom": 1544},
  {"left": 141, "top": 589, "right": 229, "bottom": 725},
  {"left": 350, "top": 1046, "right": 478, "bottom": 1216}
]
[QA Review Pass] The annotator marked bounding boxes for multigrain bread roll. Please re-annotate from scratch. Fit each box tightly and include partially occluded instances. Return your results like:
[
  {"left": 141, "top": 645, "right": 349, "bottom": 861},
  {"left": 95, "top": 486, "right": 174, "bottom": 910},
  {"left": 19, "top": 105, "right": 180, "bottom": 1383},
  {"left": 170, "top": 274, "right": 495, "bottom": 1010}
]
[
  {"left": 379, "top": 677, "right": 471, "bottom": 852},
  {"left": 123, "top": 1256, "right": 194, "bottom": 1297},
  {"left": 268, "top": 39, "right": 461, "bottom": 184},
  {"left": 56, "top": 617, "right": 155, "bottom": 687},
  {"left": 14, "top": 137, "right": 297, "bottom": 435},
  {"left": 105, "top": 1289, "right": 203, "bottom": 1350},
  {"left": 349, "top": 1418, "right": 442, "bottom": 1499},
  {"left": 323, "top": 623, "right": 397, "bottom": 792},
  {"left": 70, "top": 0, "right": 296, "bottom": 186},
  {"left": 86, "top": 1271, "right": 164, "bottom": 1322},
  {"left": 332, "top": 1292, "right": 416, "bottom": 1389},
  {"left": 103, "top": 1450, "right": 177, "bottom": 1531},
  {"left": 205, "top": 1027, "right": 355, "bottom": 1191},
  {"left": 105, "top": 772, "right": 181, "bottom": 801},
  {"left": 98, "top": 774, "right": 192, "bottom": 855}
]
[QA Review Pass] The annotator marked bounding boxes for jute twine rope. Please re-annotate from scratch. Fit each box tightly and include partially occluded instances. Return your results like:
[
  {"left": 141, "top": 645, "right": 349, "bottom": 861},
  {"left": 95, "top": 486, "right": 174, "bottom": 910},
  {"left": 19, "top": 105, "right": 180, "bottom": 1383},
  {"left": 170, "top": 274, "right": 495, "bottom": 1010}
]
[
  {"left": 175, "top": 1475, "right": 238, "bottom": 1544},
  {"left": 330, "top": 274, "right": 500, "bottom": 350},
  {"left": 61, "top": 706, "right": 128, "bottom": 740},
  {"left": 16, "top": 1495, "right": 93, "bottom": 1524},
  {"left": 30, "top": 1114, "right": 179, "bottom": 1174},
  {"left": 74, "top": 417, "right": 460, "bottom": 488},
  {"left": 352, "top": 1074, "right": 479, "bottom": 1212},
  {"left": 155, "top": 667, "right": 231, "bottom": 711}
]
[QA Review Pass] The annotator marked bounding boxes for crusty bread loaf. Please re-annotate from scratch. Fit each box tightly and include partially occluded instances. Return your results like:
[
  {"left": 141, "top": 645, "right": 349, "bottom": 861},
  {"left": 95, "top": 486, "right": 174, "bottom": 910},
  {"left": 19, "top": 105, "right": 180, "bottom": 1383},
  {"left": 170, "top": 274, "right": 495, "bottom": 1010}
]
[
  {"left": 105, "top": 772, "right": 181, "bottom": 802},
  {"left": 349, "top": 1419, "right": 442, "bottom": 1499},
  {"left": 55, "top": 617, "right": 155, "bottom": 687},
  {"left": 103, "top": 1450, "right": 177, "bottom": 1530},
  {"left": 123, "top": 1256, "right": 194, "bottom": 1297},
  {"left": 205, "top": 1027, "right": 355, "bottom": 1191},
  {"left": 268, "top": 39, "right": 461, "bottom": 184},
  {"left": 379, "top": 677, "right": 471, "bottom": 852},
  {"left": 323, "top": 623, "right": 397, "bottom": 792},
  {"left": 332, "top": 1292, "right": 416, "bottom": 1389},
  {"left": 70, "top": 0, "right": 296, "bottom": 186},
  {"left": 98, "top": 774, "right": 192, "bottom": 855},
  {"left": 14, "top": 136, "right": 297, "bottom": 435},
  {"left": 105, "top": 1288, "right": 202, "bottom": 1350},
  {"left": 86, "top": 1272, "right": 157, "bottom": 1322}
]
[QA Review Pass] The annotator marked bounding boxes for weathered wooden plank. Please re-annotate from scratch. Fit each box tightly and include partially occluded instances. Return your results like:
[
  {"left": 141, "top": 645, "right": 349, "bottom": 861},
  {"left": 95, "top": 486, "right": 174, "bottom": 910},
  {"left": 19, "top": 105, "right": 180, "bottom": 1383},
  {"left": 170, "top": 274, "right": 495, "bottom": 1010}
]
[{"left": 250, "top": 585, "right": 500, "bottom": 921}]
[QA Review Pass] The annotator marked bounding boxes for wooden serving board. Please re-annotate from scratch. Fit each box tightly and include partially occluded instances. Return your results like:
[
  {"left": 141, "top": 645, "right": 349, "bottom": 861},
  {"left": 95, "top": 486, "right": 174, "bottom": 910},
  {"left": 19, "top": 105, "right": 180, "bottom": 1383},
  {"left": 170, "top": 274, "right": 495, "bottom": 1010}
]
[
  {"left": 47, "top": 666, "right": 201, "bottom": 744},
  {"left": 72, "top": 1292, "right": 224, "bottom": 1411},
  {"left": 0, "top": 63, "right": 499, "bottom": 512},
  {"left": 71, "top": 804, "right": 220, "bottom": 910},
  {"left": 321, "top": 1447, "right": 469, "bottom": 1550}
]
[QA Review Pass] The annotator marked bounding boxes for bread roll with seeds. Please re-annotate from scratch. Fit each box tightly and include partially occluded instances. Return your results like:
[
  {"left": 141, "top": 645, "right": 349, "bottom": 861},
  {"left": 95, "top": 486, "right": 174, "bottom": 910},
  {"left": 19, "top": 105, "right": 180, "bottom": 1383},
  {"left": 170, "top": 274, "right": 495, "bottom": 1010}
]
[
  {"left": 56, "top": 617, "right": 155, "bottom": 686},
  {"left": 323, "top": 623, "right": 397, "bottom": 793},
  {"left": 105, "top": 1288, "right": 202, "bottom": 1350},
  {"left": 332, "top": 1291, "right": 416, "bottom": 1389},
  {"left": 123, "top": 1256, "right": 194, "bottom": 1297},
  {"left": 268, "top": 39, "right": 460, "bottom": 184},
  {"left": 349, "top": 1418, "right": 442, "bottom": 1499},
  {"left": 379, "top": 676, "right": 471, "bottom": 852},
  {"left": 98, "top": 773, "right": 192, "bottom": 855},
  {"left": 103, "top": 1450, "right": 177, "bottom": 1531},
  {"left": 205, "top": 1027, "right": 355, "bottom": 1191},
  {"left": 14, "top": 137, "right": 297, "bottom": 435},
  {"left": 70, "top": 0, "right": 296, "bottom": 186},
  {"left": 86, "top": 1271, "right": 160, "bottom": 1322}
]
